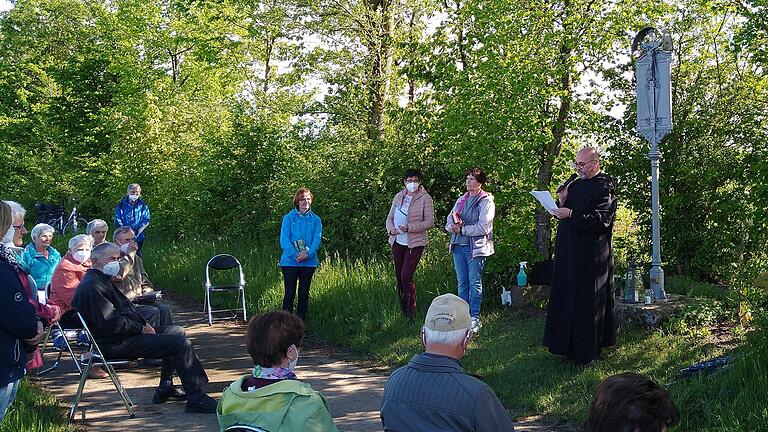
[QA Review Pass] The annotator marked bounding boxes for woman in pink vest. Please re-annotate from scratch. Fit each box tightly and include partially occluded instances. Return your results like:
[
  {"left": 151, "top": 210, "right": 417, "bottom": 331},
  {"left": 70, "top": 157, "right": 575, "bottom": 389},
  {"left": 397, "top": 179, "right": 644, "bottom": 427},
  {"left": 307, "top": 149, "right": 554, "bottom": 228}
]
[{"left": 386, "top": 169, "right": 435, "bottom": 319}]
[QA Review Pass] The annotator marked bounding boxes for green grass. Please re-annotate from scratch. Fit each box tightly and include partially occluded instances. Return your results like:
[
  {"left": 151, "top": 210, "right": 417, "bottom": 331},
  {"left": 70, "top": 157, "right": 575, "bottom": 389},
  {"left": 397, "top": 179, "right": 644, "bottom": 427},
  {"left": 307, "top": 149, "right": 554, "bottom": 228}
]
[
  {"left": 0, "top": 379, "right": 80, "bottom": 432},
  {"left": 143, "top": 238, "right": 758, "bottom": 429}
]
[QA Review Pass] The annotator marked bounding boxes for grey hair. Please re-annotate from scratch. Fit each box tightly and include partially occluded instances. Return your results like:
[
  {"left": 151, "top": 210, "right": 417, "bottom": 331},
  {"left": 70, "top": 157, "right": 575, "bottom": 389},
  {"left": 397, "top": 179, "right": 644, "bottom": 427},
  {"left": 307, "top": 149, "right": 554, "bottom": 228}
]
[
  {"left": 86, "top": 219, "right": 108, "bottom": 235},
  {"left": 68, "top": 234, "right": 93, "bottom": 251},
  {"left": 127, "top": 183, "right": 141, "bottom": 192},
  {"left": 91, "top": 242, "right": 120, "bottom": 262},
  {"left": 3, "top": 200, "right": 26, "bottom": 220},
  {"left": 112, "top": 226, "right": 134, "bottom": 242},
  {"left": 31, "top": 223, "right": 54, "bottom": 241},
  {"left": 422, "top": 326, "right": 470, "bottom": 346}
]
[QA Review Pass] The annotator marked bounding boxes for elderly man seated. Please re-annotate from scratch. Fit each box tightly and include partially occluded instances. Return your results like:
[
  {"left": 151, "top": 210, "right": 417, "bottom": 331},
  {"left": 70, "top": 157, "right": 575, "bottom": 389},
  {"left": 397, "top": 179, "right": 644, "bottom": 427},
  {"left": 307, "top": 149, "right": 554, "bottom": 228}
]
[
  {"left": 72, "top": 242, "right": 218, "bottom": 413},
  {"left": 380, "top": 294, "right": 516, "bottom": 431},
  {"left": 111, "top": 226, "right": 172, "bottom": 328},
  {"left": 86, "top": 219, "right": 109, "bottom": 246}
]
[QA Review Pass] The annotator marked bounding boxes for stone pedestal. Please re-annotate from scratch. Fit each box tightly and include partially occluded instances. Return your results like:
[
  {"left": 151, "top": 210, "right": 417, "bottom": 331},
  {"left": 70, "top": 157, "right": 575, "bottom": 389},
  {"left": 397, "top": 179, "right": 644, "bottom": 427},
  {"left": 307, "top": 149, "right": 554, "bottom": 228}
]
[{"left": 614, "top": 294, "right": 689, "bottom": 329}]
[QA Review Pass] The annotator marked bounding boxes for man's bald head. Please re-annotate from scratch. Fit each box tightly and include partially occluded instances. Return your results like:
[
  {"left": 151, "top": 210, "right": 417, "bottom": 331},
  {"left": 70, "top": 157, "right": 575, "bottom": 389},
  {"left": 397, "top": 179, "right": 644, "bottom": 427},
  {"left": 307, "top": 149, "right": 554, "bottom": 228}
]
[{"left": 575, "top": 147, "right": 601, "bottom": 179}]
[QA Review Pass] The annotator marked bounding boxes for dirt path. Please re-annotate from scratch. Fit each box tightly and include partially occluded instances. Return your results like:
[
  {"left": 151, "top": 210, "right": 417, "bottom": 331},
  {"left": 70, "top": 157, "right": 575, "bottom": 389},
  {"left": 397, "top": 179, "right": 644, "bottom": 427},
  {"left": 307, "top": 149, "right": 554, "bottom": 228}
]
[{"left": 32, "top": 294, "right": 573, "bottom": 431}]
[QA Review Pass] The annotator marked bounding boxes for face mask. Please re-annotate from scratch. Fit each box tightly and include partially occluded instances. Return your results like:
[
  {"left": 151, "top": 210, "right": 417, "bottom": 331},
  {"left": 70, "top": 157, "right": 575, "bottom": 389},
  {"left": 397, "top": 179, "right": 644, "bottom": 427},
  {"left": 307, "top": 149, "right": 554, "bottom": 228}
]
[
  {"left": 288, "top": 345, "right": 299, "bottom": 371},
  {"left": 128, "top": 194, "right": 140, "bottom": 202},
  {"left": 72, "top": 250, "right": 90, "bottom": 263},
  {"left": 2, "top": 226, "right": 14, "bottom": 245},
  {"left": 405, "top": 182, "right": 419, "bottom": 193},
  {"left": 120, "top": 242, "right": 131, "bottom": 254},
  {"left": 102, "top": 261, "right": 121, "bottom": 277}
]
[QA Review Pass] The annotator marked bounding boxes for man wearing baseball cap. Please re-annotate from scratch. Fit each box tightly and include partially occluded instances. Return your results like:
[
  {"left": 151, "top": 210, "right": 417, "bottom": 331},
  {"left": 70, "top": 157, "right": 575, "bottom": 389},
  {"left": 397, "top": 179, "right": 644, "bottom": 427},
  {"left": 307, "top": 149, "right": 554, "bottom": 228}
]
[{"left": 380, "top": 294, "right": 515, "bottom": 431}]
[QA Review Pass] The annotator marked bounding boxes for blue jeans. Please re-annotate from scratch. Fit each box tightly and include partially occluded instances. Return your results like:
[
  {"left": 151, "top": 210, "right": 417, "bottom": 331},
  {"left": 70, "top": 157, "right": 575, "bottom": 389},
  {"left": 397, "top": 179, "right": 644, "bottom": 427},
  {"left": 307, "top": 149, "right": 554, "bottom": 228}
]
[
  {"left": 452, "top": 244, "right": 487, "bottom": 318},
  {"left": 0, "top": 379, "right": 21, "bottom": 422}
]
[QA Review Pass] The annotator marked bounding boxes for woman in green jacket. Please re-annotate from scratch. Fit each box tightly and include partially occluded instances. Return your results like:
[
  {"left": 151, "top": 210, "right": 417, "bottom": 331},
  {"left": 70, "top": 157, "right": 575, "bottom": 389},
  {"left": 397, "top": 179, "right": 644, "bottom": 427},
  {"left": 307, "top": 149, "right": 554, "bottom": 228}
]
[{"left": 217, "top": 311, "right": 338, "bottom": 432}]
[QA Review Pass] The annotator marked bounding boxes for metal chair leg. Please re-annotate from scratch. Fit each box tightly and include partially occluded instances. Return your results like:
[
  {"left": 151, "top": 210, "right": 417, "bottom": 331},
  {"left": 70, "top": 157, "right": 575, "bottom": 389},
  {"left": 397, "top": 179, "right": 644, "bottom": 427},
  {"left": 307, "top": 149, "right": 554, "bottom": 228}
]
[
  {"left": 69, "top": 350, "right": 93, "bottom": 421},
  {"left": 240, "top": 288, "right": 247, "bottom": 321},
  {"left": 206, "top": 288, "right": 213, "bottom": 325}
]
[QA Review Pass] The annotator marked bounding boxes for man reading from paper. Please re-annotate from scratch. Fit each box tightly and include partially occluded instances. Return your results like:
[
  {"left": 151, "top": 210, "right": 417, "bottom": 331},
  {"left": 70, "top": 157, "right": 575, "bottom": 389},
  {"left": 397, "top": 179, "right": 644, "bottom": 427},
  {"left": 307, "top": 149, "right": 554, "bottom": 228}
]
[{"left": 543, "top": 147, "right": 618, "bottom": 365}]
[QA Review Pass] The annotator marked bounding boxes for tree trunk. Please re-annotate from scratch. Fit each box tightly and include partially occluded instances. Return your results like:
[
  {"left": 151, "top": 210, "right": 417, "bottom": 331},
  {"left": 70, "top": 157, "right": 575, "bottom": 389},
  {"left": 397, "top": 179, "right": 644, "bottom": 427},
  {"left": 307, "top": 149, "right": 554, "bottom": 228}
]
[
  {"left": 366, "top": 0, "right": 393, "bottom": 143},
  {"left": 534, "top": 41, "right": 572, "bottom": 259},
  {"left": 264, "top": 34, "right": 274, "bottom": 93}
]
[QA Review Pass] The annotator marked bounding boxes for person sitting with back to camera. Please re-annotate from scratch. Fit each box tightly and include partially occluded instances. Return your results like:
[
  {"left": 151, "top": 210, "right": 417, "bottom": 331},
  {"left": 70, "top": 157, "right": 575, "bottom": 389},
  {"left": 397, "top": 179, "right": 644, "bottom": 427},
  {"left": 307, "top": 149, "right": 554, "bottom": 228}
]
[
  {"left": 380, "top": 293, "right": 515, "bottom": 431},
  {"left": 217, "top": 310, "right": 338, "bottom": 432},
  {"left": 585, "top": 372, "right": 679, "bottom": 432}
]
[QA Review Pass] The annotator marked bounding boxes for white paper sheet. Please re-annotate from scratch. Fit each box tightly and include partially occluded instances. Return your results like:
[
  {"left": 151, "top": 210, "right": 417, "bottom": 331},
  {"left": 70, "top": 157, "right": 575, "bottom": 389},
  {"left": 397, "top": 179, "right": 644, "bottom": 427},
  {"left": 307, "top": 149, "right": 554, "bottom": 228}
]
[{"left": 530, "top": 190, "right": 558, "bottom": 215}]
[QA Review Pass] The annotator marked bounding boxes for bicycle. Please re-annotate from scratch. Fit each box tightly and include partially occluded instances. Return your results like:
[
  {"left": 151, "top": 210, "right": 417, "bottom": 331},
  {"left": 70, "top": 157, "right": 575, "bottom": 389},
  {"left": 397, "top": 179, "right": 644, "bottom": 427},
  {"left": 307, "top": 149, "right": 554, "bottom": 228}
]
[{"left": 47, "top": 199, "right": 88, "bottom": 235}]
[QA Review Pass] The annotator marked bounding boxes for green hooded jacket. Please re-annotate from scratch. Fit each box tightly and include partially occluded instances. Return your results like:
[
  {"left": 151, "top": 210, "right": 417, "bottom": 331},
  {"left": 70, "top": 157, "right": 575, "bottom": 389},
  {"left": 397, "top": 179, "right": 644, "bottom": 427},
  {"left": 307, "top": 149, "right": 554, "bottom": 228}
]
[{"left": 217, "top": 375, "right": 338, "bottom": 432}]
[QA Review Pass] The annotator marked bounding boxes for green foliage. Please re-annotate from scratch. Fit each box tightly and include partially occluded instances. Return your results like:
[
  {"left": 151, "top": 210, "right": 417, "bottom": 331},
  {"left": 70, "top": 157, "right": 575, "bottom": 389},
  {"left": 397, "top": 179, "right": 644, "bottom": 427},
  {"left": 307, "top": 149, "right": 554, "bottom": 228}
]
[
  {"left": 671, "top": 314, "right": 768, "bottom": 431},
  {"left": 0, "top": 379, "right": 80, "bottom": 432}
]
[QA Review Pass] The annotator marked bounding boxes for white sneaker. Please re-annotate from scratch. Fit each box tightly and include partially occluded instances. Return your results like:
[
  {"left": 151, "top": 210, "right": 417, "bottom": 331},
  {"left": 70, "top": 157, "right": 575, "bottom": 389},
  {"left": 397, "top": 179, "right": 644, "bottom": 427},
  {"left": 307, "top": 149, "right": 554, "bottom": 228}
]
[{"left": 470, "top": 318, "right": 482, "bottom": 334}]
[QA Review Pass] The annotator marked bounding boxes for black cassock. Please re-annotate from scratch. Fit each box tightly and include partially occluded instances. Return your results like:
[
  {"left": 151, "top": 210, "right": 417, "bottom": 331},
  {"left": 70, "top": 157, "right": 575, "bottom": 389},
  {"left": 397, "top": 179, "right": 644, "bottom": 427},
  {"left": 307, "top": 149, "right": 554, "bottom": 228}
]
[{"left": 543, "top": 172, "right": 617, "bottom": 364}]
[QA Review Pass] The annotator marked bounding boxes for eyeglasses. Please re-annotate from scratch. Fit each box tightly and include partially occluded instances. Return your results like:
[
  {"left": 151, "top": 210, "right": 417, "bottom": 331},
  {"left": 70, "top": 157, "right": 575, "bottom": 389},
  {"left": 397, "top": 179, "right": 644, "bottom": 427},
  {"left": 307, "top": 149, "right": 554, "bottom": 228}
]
[
  {"left": 298, "top": 198, "right": 312, "bottom": 202},
  {"left": 571, "top": 160, "right": 597, "bottom": 169},
  {"left": 12, "top": 224, "right": 25, "bottom": 230}
]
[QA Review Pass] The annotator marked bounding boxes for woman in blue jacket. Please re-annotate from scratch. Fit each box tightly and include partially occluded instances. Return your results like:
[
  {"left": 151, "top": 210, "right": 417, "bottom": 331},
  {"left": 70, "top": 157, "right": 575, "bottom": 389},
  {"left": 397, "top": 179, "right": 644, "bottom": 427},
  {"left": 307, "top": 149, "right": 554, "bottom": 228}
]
[{"left": 279, "top": 188, "right": 322, "bottom": 321}]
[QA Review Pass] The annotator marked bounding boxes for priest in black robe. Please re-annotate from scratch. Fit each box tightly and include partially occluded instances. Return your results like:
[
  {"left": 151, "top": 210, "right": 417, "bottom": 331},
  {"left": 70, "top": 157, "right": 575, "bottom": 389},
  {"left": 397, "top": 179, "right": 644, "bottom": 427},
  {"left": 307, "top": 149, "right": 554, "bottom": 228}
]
[{"left": 543, "top": 147, "right": 617, "bottom": 364}]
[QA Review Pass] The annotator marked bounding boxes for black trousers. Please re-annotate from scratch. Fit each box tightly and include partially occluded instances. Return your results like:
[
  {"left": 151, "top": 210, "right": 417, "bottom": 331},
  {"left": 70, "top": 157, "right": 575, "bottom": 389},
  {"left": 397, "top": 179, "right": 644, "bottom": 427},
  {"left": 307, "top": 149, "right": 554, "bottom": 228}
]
[
  {"left": 281, "top": 266, "right": 315, "bottom": 321},
  {"left": 135, "top": 302, "right": 173, "bottom": 327},
  {"left": 58, "top": 310, "right": 82, "bottom": 329},
  {"left": 99, "top": 325, "right": 208, "bottom": 394}
]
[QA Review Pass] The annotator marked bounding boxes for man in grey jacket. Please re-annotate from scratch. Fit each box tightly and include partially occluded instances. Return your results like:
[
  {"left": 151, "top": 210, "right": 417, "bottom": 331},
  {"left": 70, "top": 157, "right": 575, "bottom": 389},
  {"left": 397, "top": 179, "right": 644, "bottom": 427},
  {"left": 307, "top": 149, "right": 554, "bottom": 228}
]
[{"left": 380, "top": 294, "right": 515, "bottom": 431}]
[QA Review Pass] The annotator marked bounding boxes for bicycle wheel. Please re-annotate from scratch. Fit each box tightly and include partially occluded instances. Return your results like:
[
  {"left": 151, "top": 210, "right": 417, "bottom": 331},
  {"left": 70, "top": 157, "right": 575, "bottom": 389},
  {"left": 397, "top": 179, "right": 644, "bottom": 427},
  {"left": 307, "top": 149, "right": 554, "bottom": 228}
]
[
  {"left": 64, "top": 218, "right": 89, "bottom": 235},
  {"left": 47, "top": 218, "right": 63, "bottom": 235}
]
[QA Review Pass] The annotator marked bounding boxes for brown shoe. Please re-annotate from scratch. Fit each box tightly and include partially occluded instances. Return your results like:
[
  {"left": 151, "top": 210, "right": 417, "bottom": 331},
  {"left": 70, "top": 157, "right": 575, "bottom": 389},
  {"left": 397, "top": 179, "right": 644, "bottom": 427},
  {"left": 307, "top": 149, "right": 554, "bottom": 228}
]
[{"left": 89, "top": 366, "right": 108, "bottom": 379}]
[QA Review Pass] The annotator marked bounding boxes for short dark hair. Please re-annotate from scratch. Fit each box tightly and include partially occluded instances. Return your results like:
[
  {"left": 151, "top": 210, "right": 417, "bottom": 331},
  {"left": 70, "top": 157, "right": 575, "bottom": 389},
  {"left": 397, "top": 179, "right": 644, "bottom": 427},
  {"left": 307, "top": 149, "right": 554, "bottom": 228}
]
[
  {"left": 246, "top": 311, "right": 305, "bottom": 367},
  {"left": 467, "top": 167, "right": 487, "bottom": 184},
  {"left": 585, "top": 373, "right": 679, "bottom": 432},
  {"left": 403, "top": 169, "right": 422, "bottom": 181},
  {"left": 293, "top": 188, "right": 314, "bottom": 209}
]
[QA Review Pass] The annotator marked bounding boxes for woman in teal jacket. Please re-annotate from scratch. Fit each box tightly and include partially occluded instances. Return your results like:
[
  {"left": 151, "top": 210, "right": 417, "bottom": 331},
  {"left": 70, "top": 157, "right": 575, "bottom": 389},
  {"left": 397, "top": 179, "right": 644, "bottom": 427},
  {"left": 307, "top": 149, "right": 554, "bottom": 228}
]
[
  {"left": 279, "top": 188, "right": 322, "bottom": 321},
  {"left": 22, "top": 223, "right": 61, "bottom": 291}
]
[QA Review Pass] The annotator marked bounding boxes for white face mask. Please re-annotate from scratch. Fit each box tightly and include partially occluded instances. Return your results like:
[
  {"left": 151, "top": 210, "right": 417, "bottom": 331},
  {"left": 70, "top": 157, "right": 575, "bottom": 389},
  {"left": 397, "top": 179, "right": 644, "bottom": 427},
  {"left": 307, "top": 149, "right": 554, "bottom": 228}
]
[
  {"left": 128, "top": 194, "right": 140, "bottom": 202},
  {"left": 288, "top": 344, "right": 299, "bottom": 371},
  {"left": 120, "top": 242, "right": 131, "bottom": 254},
  {"left": 102, "top": 261, "right": 121, "bottom": 277},
  {"left": 72, "top": 250, "right": 91, "bottom": 263},
  {"left": 2, "top": 226, "right": 14, "bottom": 245},
  {"left": 405, "top": 182, "right": 419, "bottom": 193}
]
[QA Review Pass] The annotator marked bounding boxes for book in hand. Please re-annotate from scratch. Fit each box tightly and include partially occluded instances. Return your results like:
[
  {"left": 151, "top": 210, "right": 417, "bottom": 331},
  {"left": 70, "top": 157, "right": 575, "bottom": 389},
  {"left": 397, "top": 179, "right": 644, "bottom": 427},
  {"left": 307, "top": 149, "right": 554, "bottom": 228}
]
[
  {"left": 135, "top": 291, "right": 161, "bottom": 304},
  {"left": 451, "top": 212, "right": 463, "bottom": 225},
  {"left": 293, "top": 239, "right": 309, "bottom": 252}
]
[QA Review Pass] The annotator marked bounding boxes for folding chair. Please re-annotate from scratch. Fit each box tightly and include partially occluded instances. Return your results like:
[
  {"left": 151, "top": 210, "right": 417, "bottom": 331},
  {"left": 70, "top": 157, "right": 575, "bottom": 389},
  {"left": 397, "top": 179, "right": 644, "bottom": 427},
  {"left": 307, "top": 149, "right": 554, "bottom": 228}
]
[
  {"left": 69, "top": 312, "right": 135, "bottom": 421},
  {"left": 38, "top": 283, "right": 82, "bottom": 375},
  {"left": 224, "top": 426, "right": 269, "bottom": 432},
  {"left": 203, "top": 254, "right": 247, "bottom": 325}
]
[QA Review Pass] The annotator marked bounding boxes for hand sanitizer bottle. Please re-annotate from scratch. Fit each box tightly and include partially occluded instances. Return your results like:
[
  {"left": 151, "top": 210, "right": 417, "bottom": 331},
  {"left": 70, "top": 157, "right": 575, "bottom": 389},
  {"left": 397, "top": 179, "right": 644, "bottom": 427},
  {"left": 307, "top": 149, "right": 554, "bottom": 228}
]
[{"left": 517, "top": 262, "right": 528, "bottom": 287}]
